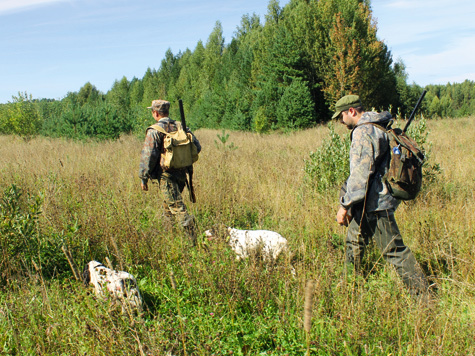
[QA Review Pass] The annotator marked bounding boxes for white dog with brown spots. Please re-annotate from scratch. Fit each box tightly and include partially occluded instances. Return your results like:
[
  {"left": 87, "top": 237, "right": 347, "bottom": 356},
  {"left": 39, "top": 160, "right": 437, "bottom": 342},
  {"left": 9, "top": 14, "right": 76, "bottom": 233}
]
[
  {"left": 83, "top": 260, "right": 142, "bottom": 313},
  {"left": 204, "top": 226, "right": 290, "bottom": 262}
]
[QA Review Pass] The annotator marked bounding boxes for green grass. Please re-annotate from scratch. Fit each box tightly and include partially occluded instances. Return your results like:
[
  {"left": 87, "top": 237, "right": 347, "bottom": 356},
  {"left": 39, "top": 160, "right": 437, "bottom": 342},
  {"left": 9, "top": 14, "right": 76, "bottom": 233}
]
[{"left": 0, "top": 117, "right": 474, "bottom": 355}]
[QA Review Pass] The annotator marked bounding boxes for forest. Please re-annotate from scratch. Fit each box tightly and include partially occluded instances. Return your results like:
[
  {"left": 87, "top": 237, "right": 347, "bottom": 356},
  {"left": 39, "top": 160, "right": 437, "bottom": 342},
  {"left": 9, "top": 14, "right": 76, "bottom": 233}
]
[
  {"left": 1, "top": 0, "right": 474, "bottom": 140},
  {"left": 2, "top": 0, "right": 475, "bottom": 354}
]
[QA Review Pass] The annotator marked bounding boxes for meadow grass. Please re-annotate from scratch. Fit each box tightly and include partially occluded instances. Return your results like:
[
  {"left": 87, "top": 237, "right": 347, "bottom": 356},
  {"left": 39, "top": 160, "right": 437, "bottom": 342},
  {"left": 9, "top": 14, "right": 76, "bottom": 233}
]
[{"left": 0, "top": 116, "right": 474, "bottom": 355}]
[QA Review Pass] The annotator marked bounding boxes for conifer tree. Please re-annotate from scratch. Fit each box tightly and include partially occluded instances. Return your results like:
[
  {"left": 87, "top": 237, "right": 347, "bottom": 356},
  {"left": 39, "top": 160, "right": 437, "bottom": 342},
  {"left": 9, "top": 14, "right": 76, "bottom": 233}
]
[{"left": 313, "top": 0, "right": 397, "bottom": 112}]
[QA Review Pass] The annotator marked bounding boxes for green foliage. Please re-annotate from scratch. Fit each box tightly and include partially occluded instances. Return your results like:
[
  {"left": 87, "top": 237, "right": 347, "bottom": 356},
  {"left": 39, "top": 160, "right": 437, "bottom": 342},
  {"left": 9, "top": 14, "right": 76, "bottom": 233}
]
[
  {"left": 313, "top": 0, "right": 399, "bottom": 111},
  {"left": 41, "top": 102, "right": 133, "bottom": 140},
  {"left": 276, "top": 77, "right": 316, "bottom": 129},
  {"left": 304, "top": 122, "right": 350, "bottom": 192},
  {"left": 214, "top": 129, "right": 237, "bottom": 151},
  {"left": 401, "top": 116, "right": 442, "bottom": 185},
  {"left": 0, "top": 92, "right": 41, "bottom": 138},
  {"left": 77, "top": 82, "right": 102, "bottom": 106},
  {"left": 253, "top": 106, "right": 271, "bottom": 133},
  {"left": 424, "top": 79, "right": 475, "bottom": 118},
  {"left": 0, "top": 185, "right": 70, "bottom": 283},
  {"left": 1, "top": 0, "right": 475, "bottom": 140}
]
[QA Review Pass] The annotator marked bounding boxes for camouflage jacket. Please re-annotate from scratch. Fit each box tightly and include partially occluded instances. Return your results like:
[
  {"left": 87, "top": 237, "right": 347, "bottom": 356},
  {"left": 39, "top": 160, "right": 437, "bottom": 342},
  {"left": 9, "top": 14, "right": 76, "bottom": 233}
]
[
  {"left": 340, "top": 111, "right": 400, "bottom": 213},
  {"left": 138, "top": 117, "right": 201, "bottom": 184}
]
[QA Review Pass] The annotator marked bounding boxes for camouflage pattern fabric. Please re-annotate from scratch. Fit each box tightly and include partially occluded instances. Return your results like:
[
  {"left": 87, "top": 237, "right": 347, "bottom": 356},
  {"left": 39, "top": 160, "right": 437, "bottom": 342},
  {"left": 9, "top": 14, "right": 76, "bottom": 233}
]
[
  {"left": 139, "top": 117, "right": 201, "bottom": 244},
  {"left": 341, "top": 110, "right": 429, "bottom": 295},
  {"left": 139, "top": 129, "right": 162, "bottom": 182},
  {"left": 340, "top": 111, "right": 400, "bottom": 213},
  {"left": 346, "top": 209, "right": 429, "bottom": 295},
  {"left": 159, "top": 172, "right": 195, "bottom": 228},
  {"left": 139, "top": 117, "right": 201, "bottom": 183},
  {"left": 147, "top": 100, "right": 170, "bottom": 112}
]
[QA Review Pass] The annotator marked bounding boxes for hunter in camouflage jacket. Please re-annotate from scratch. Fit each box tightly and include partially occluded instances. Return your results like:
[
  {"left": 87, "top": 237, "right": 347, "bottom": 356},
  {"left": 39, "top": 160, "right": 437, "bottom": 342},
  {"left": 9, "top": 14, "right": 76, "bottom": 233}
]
[
  {"left": 340, "top": 110, "right": 399, "bottom": 214},
  {"left": 334, "top": 95, "right": 430, "bottom": 297},
  {"left": 139, "top": 117, "right": 201, "bottom": 185}
]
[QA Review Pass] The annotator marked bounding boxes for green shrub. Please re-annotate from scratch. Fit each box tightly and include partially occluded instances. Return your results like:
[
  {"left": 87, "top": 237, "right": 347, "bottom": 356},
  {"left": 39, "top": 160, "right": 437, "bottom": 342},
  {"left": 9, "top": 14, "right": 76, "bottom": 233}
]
[
  {"left": 0, "top": 185, "right": 71, "bottom": 283},
  {"left": 304, "top": 123, "right": 350, "bottom": 193},
  {"left": 401, "top": 115, "right": 442, "bottom": 185},
  {"left": 304, "top": 116, "right": 440, "bottom": 194},
  {"left": 0, "top": 92, "right": 41, "bottom": 138}
]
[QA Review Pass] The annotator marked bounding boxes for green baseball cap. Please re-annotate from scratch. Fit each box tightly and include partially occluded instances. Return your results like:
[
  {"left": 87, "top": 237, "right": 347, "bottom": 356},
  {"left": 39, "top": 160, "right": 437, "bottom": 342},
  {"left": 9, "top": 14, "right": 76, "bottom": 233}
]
[{"left": 331, "top": 95, "right": 362, "bottom": 119}]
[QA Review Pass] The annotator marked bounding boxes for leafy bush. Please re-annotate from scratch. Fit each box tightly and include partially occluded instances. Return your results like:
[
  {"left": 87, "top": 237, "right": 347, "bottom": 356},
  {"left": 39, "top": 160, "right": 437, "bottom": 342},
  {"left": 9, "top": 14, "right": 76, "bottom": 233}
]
[
  {"left": 0, "top": 184, "right": 42, "bottom": 281},
  {"left": 401, "top": 115, "right": 442, "bottom": 184},
  {"left": 252, "top": 106, "right": 271, "bottom": 133},
  {"left": 304, "top": 123, "right": 350, "bottom": 193},
  {"left": 0, "top": 92, "right": 41, "bottom": 138},
  {"left": 0, "top": 185, "right": 70, "bottom": 283},
  {"left": 304, "top": 116, "right": 440, "bottom": 194}
]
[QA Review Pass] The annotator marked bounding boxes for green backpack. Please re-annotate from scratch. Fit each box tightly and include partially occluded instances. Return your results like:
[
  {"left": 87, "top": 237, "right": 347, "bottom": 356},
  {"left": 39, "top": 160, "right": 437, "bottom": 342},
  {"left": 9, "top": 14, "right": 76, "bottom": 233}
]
[
  {"left": 149, "top": 122, "right": 199, "bottom": 170},
  {"left": 364, "top": 122, "right": 425, "bottom": 200}
]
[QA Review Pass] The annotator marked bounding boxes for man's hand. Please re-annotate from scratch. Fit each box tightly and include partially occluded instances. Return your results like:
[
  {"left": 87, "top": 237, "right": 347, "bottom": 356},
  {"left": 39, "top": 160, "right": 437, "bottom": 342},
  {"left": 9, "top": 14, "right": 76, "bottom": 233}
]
[
  {"left": 141, "top": 181, "right": 148, "bottom": 191},
  {"left": 336, "top": 206, "right": 351, "bottom": 226}
]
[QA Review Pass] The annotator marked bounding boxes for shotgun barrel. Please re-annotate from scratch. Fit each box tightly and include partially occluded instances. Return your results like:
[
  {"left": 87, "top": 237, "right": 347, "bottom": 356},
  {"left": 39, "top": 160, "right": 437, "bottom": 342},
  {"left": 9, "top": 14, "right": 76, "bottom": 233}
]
[
  {"left": 403, "top": 89, "right": 427, "bottom": 133},
  {"left": 178, "top": 99, "right": 196, "bottom": 203},
  {"left": 178, "top": 99, "right": 186, "bottom": 130}
]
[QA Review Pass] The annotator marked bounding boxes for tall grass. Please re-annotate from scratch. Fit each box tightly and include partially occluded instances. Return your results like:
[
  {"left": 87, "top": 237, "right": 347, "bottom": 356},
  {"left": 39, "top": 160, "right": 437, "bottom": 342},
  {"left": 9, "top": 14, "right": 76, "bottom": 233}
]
[{"left": 0, "top": 117, "right": 474, "bottom": 355}]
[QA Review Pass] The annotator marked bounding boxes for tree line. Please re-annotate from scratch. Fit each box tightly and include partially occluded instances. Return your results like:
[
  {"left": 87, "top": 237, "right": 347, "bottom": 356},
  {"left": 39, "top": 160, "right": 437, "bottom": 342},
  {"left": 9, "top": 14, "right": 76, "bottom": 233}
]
[{"left": 1, "top": 0, "right": 474, "bottom": 140}]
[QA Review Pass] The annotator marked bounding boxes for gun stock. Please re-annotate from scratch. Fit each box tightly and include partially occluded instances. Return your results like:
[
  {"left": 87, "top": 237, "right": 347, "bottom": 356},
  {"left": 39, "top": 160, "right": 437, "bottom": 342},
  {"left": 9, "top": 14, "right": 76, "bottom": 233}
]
[{"left": 403, "top": 89, "right": 427, "bottom": 133}]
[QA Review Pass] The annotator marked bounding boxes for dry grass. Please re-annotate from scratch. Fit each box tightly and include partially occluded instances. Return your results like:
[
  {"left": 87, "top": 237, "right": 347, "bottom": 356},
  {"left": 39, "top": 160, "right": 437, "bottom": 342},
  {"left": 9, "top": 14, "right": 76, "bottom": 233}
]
[{"left": 0, "top": 116, "right": 474, "bottom": 355}]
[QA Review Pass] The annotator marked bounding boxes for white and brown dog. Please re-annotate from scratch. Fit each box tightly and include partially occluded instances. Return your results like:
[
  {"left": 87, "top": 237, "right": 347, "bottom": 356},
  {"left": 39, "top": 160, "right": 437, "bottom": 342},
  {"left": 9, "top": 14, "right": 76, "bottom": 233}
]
[
  {"left": 204, "top": 226, "right": 290, "bottom": 262},
  {"left": 83, "top": 260, "right": 142, "bottom": 313}
]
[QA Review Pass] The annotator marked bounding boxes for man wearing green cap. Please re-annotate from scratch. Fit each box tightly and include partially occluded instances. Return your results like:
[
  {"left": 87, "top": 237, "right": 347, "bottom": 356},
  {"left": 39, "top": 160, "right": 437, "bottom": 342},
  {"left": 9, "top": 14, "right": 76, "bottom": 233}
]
[
  {"left": 334, "top": 95, "right": 429, "bottom": 296},
  {"left": 139, "top": 100, "right": 201, "bottom": 244}
]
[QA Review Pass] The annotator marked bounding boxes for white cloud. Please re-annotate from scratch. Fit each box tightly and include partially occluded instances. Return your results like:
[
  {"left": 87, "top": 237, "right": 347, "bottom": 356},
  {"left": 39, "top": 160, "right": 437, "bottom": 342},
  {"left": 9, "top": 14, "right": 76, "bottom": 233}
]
[
  {"left": 405, "top": 34, "right": 475, "bottom": 85},
  {"left": 371, "top": 0, "right": 475, "bottom": 85},
  {"left": 0, "top": 0, "right": 67, "bottom": 14},
  {"left": 383, "top": 0, "right": 465, "bottom": 10},
  {"left": 385, "top": 0, "right": 423, "bottom": 9},
  {"left": 374, "top": 0, "right": 474, "bottom": 46}
]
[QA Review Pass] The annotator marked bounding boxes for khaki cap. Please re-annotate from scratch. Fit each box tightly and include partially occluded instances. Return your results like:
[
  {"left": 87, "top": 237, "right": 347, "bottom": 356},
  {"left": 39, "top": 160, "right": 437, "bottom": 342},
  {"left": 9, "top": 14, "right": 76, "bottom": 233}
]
[{"left": 332, "top": 95, "right": 362, "bottom": 119}]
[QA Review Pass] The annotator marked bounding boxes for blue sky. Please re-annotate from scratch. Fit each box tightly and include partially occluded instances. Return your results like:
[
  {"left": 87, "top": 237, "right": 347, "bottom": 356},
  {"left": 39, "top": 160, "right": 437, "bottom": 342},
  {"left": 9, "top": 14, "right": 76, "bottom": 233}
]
[{"left": 1, "top": 0, "right": 474, "bottom": 104}]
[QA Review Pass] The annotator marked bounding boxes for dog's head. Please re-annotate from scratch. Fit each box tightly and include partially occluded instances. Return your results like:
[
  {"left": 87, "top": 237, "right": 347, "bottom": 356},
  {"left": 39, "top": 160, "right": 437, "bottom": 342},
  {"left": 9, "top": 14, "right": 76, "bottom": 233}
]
[
  {"left": 204, "top": 224, "right": 230, "bottom": 242},
  {"left": 83, "top": 260, "right": 103, "bottom": 286}
]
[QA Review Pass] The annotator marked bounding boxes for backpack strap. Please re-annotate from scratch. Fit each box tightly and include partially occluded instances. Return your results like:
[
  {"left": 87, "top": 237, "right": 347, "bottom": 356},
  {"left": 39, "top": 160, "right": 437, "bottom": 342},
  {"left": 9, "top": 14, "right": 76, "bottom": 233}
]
[
  {"left": 148, "top": 120, "right": 182, "bottom": 135},
  {"left": 149, "top": 123, "right": 168, "bottom": 135},
  {"left": 350, "top": 121, "right": 391, "bottom": 140}
]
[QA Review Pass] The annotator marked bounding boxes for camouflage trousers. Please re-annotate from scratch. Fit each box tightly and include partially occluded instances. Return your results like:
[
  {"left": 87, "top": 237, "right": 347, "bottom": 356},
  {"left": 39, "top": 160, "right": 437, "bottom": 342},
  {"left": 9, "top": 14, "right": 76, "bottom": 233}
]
[
  {"left": 346, "top": 209, "right": 429, "bottom": 295},
  {"left": 159, "top": 173, "right": 196, "bottom": 243}
]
